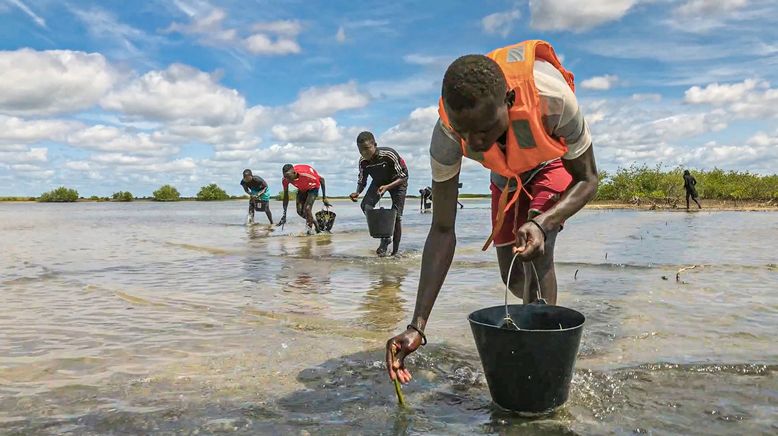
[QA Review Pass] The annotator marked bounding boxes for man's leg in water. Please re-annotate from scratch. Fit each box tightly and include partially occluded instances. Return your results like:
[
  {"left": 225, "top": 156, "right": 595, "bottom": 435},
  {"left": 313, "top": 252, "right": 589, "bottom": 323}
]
[
  {"left": 389, "top": 184, "right": 407, "bottom": 255},
  {"left": 490, "top": 160, "right": 569, "bottom": 304},
  {"left": 248, "top": 197, "right": 256, "bottom": 222},
  {"left": 304, "top": 189, "right": 319, "bottom": 232},
  {"left": 686, "top": 192, "right": 691, "bottom": 210},
  {"left": 262, "top": 201, "right": 274, "bottom": 224}
]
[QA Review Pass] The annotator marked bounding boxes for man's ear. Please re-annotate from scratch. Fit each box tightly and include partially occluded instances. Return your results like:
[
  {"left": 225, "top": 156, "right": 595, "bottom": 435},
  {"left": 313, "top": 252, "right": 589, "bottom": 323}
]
[{"left": 505, "top": 89, "right": 516, "bottom": 108}]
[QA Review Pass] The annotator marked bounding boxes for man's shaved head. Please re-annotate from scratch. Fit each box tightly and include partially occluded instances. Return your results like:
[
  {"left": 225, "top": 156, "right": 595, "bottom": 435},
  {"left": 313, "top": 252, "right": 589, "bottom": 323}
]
[{"left": 442, "top": 54, "right": 506, "bottom": 112}]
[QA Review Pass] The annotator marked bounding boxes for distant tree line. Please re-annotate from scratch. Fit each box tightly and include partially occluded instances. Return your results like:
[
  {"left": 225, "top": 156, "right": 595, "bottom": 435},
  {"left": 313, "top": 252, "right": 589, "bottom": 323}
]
[
  {"left": 32, "top": 184, "right": 244, "bottom": 203},
  {"left": 596, "top": 164, "right": 778, "bottom": 205}
]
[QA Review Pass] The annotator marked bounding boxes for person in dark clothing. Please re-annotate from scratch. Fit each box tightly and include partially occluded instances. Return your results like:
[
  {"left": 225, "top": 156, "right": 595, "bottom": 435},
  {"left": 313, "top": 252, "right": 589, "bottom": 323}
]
[
  {"left": 683, "top": 170, "right": 702, "bottom": 210},
  {"left": 241, "top": 169, "right": 273, "bottom": 224},
  {"left": 419, "top": 186, "right": 432, "bottom": 212},
  {"left": 349, "top": 131, "right": 408, "bottom": 256}
]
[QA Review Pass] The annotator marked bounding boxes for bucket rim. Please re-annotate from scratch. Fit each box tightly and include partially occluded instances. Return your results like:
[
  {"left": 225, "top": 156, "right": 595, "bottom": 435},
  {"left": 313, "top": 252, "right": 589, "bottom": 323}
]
[{"left": 467, "top": 304, "right": 585, "bottom": 333}]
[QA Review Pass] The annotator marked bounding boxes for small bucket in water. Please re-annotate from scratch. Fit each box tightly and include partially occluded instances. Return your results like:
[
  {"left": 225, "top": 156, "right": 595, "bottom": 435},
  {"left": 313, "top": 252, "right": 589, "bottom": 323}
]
[
  {"left": 467, "top": 255, "right": 585, "bottom": 414},
  {"left": 366, "top": 207, "right": 396, "bottom": 238},
  {"left": 315, "top": 209, "right": 336, "bottom": 232}
]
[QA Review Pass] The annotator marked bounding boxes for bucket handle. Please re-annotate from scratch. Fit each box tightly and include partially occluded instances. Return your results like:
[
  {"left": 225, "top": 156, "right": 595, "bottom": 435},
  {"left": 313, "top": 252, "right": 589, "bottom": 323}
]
[{"left": 504, "top": 252, "right": 546, "bottom": 321}]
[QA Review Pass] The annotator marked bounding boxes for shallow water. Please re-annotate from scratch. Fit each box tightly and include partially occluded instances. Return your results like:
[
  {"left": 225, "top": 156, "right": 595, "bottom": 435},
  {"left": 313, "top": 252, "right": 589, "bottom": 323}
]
[{"left": 1, "top": 200, "right": 776, "bottom": 435}]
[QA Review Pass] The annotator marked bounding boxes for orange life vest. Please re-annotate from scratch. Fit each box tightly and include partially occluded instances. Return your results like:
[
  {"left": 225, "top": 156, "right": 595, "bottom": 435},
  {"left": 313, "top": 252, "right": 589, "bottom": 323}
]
[{"left": 438, "top": 40, "right": 575, "bottom": 250}]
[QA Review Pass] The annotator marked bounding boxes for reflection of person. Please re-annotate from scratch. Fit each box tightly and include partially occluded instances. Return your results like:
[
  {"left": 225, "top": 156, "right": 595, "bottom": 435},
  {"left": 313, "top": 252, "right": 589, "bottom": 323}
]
[
  {"left": 386, "top": 40, "right": 599, "bottom": 384},
  {"left": 683, "top": 170, "right": 702, "bottom": 210},
  {"left": 358, "top": 266, "right": 408, "bottom": 331},
  {"left": 278, "top": 164, "right": 331, "bottom": 233},
  {"left": 241, "top": 169, "right": 273, "bottom": 224},
  {"left": 349, "top": 132, "right": 409, "bottom": 257}
]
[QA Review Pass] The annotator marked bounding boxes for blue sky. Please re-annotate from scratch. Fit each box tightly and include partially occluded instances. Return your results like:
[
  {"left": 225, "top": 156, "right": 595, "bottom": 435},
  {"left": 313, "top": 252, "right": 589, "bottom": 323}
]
[{"left": 1, "top": 0, "right": 777, "bottom": 197}]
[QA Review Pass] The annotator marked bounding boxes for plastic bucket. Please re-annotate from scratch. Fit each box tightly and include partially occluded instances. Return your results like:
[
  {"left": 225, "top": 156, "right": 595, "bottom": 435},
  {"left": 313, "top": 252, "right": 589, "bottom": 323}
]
[
  {"left": 468, "top": 303, "right": 585, "bottom": 414},
  {"left": 315, "top": 210, "right": 336, "bottom": 232},
  {"left": 366, "top": 207, "right": 396, "bottom": 238}
]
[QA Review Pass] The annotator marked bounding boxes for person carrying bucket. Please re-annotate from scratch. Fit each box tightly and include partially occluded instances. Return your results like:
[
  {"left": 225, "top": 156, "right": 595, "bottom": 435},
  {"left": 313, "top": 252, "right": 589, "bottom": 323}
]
[
  {"left": 385, "top": 40, "right": 599, "bottom": 385},
  {"left": 349, "top": 131, "right": 408, "bottom": 256},
  {"left": 278, "top": 164, "right": 331, "bottom": 234},
  {"left": 240, "top": 169, "right": 273, "bottom": 225}
]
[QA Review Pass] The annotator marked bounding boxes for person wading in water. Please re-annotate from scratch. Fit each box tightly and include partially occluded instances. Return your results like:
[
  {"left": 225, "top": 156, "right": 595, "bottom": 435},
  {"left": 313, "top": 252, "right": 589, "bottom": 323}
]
[{"left": 385, "top": 40, "right": 599, "bottom": 384}]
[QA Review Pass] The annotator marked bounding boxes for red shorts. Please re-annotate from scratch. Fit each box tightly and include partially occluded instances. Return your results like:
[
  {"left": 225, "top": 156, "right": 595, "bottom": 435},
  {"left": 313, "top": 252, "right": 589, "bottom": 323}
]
[{"left": 490, "top": 159, "right": 572, "bottom": 247}]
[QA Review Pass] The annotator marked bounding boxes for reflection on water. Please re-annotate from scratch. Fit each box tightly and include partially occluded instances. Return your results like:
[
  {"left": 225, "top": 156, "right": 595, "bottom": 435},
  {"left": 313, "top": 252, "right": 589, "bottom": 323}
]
[{"left": 1, "top": 200, "right": 776, "bottom": 434}]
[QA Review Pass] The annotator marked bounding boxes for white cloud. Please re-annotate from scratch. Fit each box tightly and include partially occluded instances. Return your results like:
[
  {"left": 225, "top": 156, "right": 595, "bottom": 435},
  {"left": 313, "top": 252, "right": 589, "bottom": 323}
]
[
  {"left": 684, "top": 79, "right": 778, "bottom": 118},
  {"left": 165, "top": 8, "right": 237, "bottom": 45},
  {"left": 0, "top": 49, "right": 116, "bottom": 116},
  {"left": 402, "top": 54, "right": 452, "bottom": 68},
  {"left": 210, "top": 149, "right": 257, "bottom": 161},
  {"left": 70, "top": 7, "right": 155, "bottom": 57},
  {"left": 165, "top": 104, "right": 274, "bottom": 148},
  {"left": 102, "top": 64, "right": 246, "bottom": 125},
  {"left": 67, "top": 125, "right": 181, "bottom": 156},
  {"left": 244, "top": 20, "right": 302, "bottom": 55},
  {"left": 8, "top": 0, "right": 46, "bottom": 28},
  {"left": 581, "top": 74, "right": 619, "bottom": 90},
  {"left": 289, "top": 82, "right": 370, "bottom": 118},
  {"left": 0, "top": 116, "right": 79, "bottom": 144},
  {"left": 632, "top": 93, "right": 662, "bottom": 102},
  {"left": 481, "top": 10, "right": 521, "bottom": 38},
  {"left": 0, "top": 147, "right": 47, "bottom": 164},
  {"left": 244, "top": 34, "right": 301, "bottom": 55},
  {"left": 676, "top": 0, "right": 749, "bottom": 16},
  {"left": 529, "top": 0, "right": 639, "bottom": 32},
  {"left": 272, "top": 117, "right": 343, "bottom": 143},
  {"left": 684, "top": 79, "right": 763, "bottom": 104},
  {"left": 166, "top": 10, "right": 301, "bottom": 56},
  {"left": 336, "top": 26, "right": 346, "bottom": 43},
  {"left": 64, "top": 160, "right": 93, "bottom": 171}
]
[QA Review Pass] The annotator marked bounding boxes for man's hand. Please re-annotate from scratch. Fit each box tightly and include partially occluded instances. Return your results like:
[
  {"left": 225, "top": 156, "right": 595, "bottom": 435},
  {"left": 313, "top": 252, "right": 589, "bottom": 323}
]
[
  {"left": 276, "top": 215, "right": 287, "bottom": 227},
  {"left": 378, "top": 185, "right": 389, "bottom": 195},
  {"left": 349, "top": 192, "right": 359, "bottom": 202},
  {"left": 323, "top": 198, "right": 332, "bottom": 208},
  {"left": 513, "top": 220, "right": 545, "bottom": 260},
  {"left": 385, "top": 328, "right": 423, "bottom": 384}
]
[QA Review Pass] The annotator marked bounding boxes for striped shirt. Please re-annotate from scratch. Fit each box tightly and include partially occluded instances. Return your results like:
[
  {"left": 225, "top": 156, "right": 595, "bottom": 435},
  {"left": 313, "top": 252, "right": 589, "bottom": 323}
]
[
  {"left": 282, "top": 164, "right": 321, "bottom": 192},
  {"left": 357, "top": 147, "right": 408, "bottom": 191},
  {"left": 430, "top": 59, "right": 593, "bottom": 190}
]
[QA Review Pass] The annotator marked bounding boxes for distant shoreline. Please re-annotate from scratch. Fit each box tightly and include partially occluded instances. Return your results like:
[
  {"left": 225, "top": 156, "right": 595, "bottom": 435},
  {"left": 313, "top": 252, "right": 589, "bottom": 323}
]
[{"left": 1, "top": 197, "right": 776, "bottom": 211}]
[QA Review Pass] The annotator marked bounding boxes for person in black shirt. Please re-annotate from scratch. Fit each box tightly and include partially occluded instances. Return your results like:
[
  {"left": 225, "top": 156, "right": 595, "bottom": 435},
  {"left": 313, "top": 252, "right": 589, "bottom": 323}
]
[
  {"left": 683, "top": 170, "right": 701, "bottom": 210},
  {"left": 349, "top": 131, "right": 408, "bottom": 256},
  {"left": 241, "top": 169, "right": 274, "bottom": 224},
  {"left": 419, "top": 186, "right": 432, "bottom": 212}
]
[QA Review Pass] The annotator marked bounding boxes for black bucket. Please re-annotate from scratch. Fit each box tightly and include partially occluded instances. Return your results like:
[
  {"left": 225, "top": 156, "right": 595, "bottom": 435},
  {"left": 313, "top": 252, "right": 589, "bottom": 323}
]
[
  {"left": 366, "top": 207, "right": 396, "bottom": 238},
  {"left": 315, "top": 209, "right": 336, "bottom": 232},
  {"left": 468, "top": 303, "right": 585, "bottom": 414}
]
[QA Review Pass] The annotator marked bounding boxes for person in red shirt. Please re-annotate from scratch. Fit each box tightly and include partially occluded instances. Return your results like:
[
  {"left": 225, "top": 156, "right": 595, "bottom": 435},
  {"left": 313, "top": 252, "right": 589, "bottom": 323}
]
[{"left": 278, "top": 163, "right": 331, "bottom": 233}]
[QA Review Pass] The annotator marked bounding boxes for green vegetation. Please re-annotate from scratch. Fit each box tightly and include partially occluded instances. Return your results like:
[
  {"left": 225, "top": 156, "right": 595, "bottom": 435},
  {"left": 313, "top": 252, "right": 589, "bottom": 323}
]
[
  {"left": 152, "top": 184, "right": 181, "bottom": 202},
  {"left": 38, "top": 187, "right": 79, "bottom": 202},
  {"left": 596, "top": 164, "right": 778, "bottom": 205},
  {"left": 0, "top": 196, "right": 36, "bottom": 201},
  {"left": 275, "top": 190, "right": 297, "bottom": 201},
  {"left": 112, "top": 191, "right": 134, "bottom": 202},
  {"left": 196, "top": 183, "right": 229, "bottom": 201}
]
